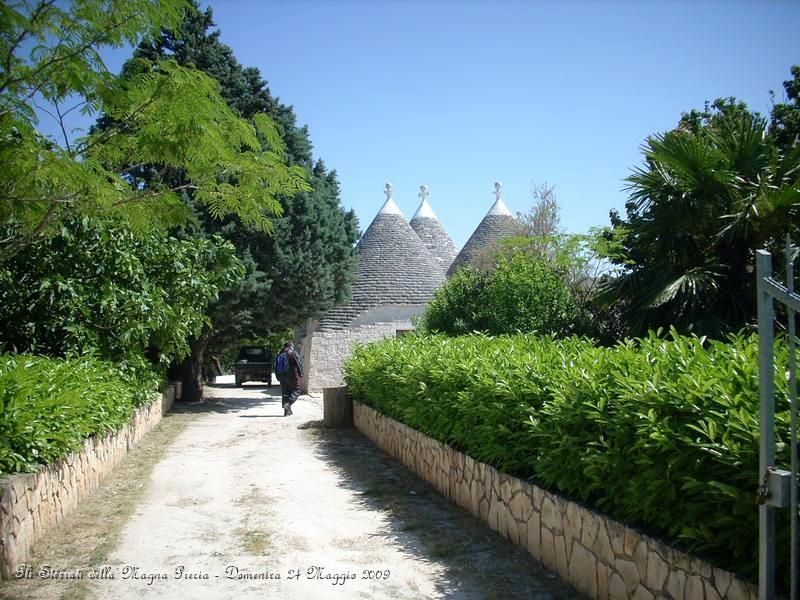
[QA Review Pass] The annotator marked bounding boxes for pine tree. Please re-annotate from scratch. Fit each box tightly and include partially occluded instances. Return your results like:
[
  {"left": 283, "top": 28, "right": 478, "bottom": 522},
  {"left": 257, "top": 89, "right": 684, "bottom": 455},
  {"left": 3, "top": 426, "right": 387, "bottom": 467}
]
[{"left": 126, "top": 3, "right": 359, "bottom": 398}]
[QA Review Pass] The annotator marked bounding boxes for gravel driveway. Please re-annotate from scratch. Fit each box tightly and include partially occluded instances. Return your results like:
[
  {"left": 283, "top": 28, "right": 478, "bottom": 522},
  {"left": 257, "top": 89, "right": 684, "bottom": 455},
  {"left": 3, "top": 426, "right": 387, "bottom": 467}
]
[{"left": 81, "top": 384, "right": 579, "bottom": 599}]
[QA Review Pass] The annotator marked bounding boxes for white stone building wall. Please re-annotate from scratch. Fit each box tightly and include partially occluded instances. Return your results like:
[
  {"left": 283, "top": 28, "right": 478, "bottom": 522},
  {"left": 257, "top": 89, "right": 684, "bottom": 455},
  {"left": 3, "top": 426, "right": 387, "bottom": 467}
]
[{"left": 303, "top": 321, "right": 412, "bottom": 392}]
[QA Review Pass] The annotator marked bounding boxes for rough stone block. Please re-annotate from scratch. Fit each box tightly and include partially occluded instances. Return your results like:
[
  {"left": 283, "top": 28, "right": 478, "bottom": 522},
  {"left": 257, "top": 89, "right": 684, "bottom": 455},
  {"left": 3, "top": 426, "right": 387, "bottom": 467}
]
[
  {"left": 633, "top": 539, "right": 649, "bottom": 581},
  {"left": 518, "top": 481, "right": 535, "bottom": 521},
  {"left": 711, "top": 567, "right": 731, "bottom": 597},
  {"left": 487, "top": 495, "right": 500, "bottom": 533},
  {"left": 14, "top": 517, "right": 31, "bottom": 550},
  {"left": 568, "top": 542, "right": 598, "bottom": 598},
  {"left": 594, "top": 521, "right": 616, "bottom": 566},
  {"left": 526, "top": 511, "right": 541, "bottom": 559},
  {"left": 690, "top": 557, "right": 713, "bottom": 580},
  {"left": 497, "top": 500, "right": 514, "bottom": 541},
  {"left": 597, "top": 561, "right": 612, "bottom": 600},
  {"left": 608, "top": 519, "right": 627, "bottom": 557},
  {"left": 472, "top": 461, "right": 483, "bottom": 485},
  {"left": 582, "top": 510, "right": 600, "bottom": 551},
  {"left": 0, "top": 484, "right": 12, "bottom": 520},
  {"left": 532, "top": 484, "right": 544, "bottom": 510},
  {"left": 457, "top": 479, "right": 471, "bottom": 512},
  {"left": 616, "top": 557, "right": 641, "bottom": 595},
  {"left": 464, "top": 455, "right": 474, "bottom": 482},
  {"left": 609, "top": 573, "right": 627, "bottom": 600},
  {"left": 554, "top": 533, "right": 569, "bottom": 580},
  {"left": 565, "top": 502, "right": 584, "bottom": 551},
  {"left": 499, "top": 476, "right": 513, "bottom": 504},
  {"left": 541, "top": 526, "right": 557, "bottom": 572},
  {"left": 672, "top": 549, "right": 691, "bottom": 574},
  {"left": 685, "top": 574, "right": 705, "bottom": 600},
  {"left": 561, "top": 507, "right": 576, "bottom": 562},
  {"left": 703, "top": 580, "right": 722, "bottom": 600},
  {"left": 508, "top": 489, "right": 526, "bottom": 523},
  {"left": 8, "top": 514, "right": 20, "bottom": 541},
  {"left": 11, "top": 478, "right": 29, "bottom": 514},
  {"left": 507, "top": 512, "right": 520, "bottom": 546},
  {"left": 449, "top": 448, "right": 463, "bottom": 477},
  {"left": 725, "top": 577, "right": 755, "bottom": 600},
  {"left": 623, "top": 527, "right": 639, "bottom": 557},
  {"left": 489, "top": 467, "right": 501, "bottom": 502},
  {"left": 479, "top": 496, "right": 489, "bottom": 522},
  {"left": 34, "top": 471, "right": 45, "bottom": 495},
  {"left": 469, "top": 479, "right": 482, "bottom": 518},
  {"left": 541, "top": 495, "right": 562, "bottom": 534},
  {"left": 632, "top": 584, "right": 655, "bottom": 600},
  {"left": 644, "top": 547, "right": 669, "bottom": 591},
  {"left": 40, "top": 499, "right": 51, "bottom": 532}
]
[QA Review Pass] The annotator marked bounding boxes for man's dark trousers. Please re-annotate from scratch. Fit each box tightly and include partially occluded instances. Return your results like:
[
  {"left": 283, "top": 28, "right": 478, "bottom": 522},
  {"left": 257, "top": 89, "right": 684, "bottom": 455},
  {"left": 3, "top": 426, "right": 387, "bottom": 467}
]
[{"left": 279, "top": 376, "right": 300, "bottom": 407}]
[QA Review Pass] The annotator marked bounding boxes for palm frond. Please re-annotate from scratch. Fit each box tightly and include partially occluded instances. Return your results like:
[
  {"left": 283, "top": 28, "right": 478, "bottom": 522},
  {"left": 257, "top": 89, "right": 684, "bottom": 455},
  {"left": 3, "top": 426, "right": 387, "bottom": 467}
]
[{"left": 647, "top": 268, "right": 722, "bottom": 309}]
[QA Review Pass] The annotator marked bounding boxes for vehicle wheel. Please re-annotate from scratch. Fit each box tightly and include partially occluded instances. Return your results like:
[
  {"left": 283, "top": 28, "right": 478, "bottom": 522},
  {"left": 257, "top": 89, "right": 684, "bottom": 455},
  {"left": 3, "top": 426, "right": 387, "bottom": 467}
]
[{"left": 235, "top": 377, "right": 242, "bottom": 387}]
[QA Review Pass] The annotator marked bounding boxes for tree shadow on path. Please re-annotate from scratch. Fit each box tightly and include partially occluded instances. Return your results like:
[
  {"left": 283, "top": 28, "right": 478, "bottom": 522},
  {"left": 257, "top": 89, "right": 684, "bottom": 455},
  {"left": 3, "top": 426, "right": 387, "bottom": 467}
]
[
  {"left": 169, "top": 384, "right": 282, "bottom": 416},
  {"left": 304, "top": 423, "right": 582, "bottom": 600}
]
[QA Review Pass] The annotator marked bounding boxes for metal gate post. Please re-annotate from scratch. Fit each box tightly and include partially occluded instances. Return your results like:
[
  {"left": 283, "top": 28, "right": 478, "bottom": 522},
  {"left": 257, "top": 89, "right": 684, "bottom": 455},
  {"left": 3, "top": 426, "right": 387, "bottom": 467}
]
[
  {"left": 787, "top": 237, "right": 798, "bottom": 600},
  {"left": 758, "top": 249, "right": 776, "bottom": 600}
]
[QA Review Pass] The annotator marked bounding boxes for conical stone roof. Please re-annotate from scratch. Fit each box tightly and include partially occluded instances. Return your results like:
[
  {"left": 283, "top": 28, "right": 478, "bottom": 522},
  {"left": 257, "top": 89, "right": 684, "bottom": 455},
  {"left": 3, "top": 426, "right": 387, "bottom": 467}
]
[
  {"left": 317, "top": 194, "right": 446, "bottom": 331},
  {"left": 409, "top": 195, "right": 458, "bottom": 275},
  {"left": 446, "top": 190, "right": 519, "bottom": 277}
]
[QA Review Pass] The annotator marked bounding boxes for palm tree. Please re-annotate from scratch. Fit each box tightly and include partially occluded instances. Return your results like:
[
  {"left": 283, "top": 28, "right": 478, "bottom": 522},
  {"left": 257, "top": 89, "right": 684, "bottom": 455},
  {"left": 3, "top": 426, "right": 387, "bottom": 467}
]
[{"left": 597, "top": 101, "right": 800, "bottom": 338}]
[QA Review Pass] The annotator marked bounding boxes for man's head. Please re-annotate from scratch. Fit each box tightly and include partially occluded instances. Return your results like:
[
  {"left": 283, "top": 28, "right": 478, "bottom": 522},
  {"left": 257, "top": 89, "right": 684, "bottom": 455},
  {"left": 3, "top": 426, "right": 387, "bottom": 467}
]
[{"left": 283, "top": 341, "right": 293, "bottom": 351}]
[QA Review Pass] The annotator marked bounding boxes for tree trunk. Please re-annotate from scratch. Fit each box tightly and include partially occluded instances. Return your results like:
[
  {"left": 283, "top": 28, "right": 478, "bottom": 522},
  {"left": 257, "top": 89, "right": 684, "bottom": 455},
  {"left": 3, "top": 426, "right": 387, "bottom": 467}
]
[
  {"left": 211, "top": 355, "right": 224, "bottom": 378},
  {"left": 181, "top": 327, "right": 212, "bottom": 402}
]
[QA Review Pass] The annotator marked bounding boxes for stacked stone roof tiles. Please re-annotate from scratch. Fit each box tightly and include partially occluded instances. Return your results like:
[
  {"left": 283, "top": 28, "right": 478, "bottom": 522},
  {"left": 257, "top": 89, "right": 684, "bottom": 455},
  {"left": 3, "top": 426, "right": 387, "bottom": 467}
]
[
  {"left": 316, "top": 198, "right": 446, "bottom": 331},
  {"left": 446, "top": 197, "right": 519, "bottom": 277},
  {"left": 409, "top": 199, "right": 458, "bottom": 276}
]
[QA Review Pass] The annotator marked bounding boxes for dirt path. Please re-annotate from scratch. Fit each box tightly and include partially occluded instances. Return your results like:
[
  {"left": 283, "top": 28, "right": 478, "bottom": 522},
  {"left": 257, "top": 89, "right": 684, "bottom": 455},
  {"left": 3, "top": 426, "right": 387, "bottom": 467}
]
[{"left": 7, "top": 384, "right": 581, "bottom": 599}]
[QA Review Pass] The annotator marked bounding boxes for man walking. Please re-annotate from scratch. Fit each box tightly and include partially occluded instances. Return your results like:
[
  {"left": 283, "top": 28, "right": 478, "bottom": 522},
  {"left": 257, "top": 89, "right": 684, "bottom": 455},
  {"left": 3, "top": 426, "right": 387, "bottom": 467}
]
[{"left": 274, "top": 342, "right": 303, "bottom": 416}]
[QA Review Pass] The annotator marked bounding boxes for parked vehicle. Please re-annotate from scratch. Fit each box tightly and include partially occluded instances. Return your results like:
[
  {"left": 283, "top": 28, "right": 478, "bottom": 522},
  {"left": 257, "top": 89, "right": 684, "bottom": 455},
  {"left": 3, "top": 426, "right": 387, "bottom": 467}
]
[{"left": 234, "top": 346, "right": 272, "bottom": 386}]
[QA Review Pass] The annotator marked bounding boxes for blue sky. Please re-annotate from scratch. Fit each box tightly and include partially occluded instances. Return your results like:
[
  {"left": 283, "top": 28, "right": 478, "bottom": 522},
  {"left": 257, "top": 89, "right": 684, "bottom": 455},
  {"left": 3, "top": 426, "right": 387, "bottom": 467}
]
[
  {"left": 39, "top": 0, "right": 800, "bottom": 247},
  {"left": 204, "top": 0, "right": 799, "bottom": 247}
]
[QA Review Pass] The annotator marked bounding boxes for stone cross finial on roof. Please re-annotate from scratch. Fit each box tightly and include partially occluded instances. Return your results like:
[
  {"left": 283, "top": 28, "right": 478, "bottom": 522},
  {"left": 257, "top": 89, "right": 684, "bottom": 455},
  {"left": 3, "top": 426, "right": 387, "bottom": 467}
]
[
  {"left": 419, "top": 185, "right": 429, "bottom": 202},
  {"left": 384, "top": 182, "right": 394, "bottom": 201},
  {"left": 493, "top": 182, "right": 503, "bottom": 201}
]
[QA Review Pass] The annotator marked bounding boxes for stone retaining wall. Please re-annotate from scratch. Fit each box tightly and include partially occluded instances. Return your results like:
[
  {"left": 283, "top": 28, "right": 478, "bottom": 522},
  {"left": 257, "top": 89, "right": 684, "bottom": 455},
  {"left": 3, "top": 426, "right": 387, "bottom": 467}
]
[
  {"left": 353, "top": 400, "right": 758, "bottom": 600},
  {"left": 0, "top": 386, "right": 175, "bottom": 578}
]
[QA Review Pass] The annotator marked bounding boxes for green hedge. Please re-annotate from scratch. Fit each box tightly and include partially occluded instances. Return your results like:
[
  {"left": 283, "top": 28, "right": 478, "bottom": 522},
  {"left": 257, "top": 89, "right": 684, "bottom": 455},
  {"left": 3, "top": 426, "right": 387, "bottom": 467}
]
[
  {"left": 344, "top": 332, "right": 792, "bottom": 581},
  {"left": 0, "top": 354, "right": 157, "bottom": 476}
]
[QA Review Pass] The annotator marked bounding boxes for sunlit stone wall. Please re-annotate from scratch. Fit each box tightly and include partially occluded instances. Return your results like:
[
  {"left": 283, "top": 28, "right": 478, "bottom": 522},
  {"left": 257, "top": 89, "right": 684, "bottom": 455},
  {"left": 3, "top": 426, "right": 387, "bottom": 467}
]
[
  {"left": 353, "top": 400, "right": 759, "bottom": 600},
  {"left": 0, "top": 387, "right": 175, "bottom": 579}
]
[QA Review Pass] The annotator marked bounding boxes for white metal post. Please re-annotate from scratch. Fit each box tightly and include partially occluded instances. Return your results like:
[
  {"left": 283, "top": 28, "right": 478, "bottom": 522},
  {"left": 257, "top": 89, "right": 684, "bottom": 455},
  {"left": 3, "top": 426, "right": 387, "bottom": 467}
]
[
  {"left": 758, "top": 249, "right": 776, "bottom": 600},
  {"left": 787, "top": 237, "right": 798, "bottom": 600}
]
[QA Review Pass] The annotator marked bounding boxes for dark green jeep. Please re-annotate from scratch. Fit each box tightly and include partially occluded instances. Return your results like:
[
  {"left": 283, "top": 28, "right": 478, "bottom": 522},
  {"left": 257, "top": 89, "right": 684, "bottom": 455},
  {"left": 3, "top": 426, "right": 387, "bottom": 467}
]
[{"left": 234, "top": 346, "right": 272, "bottom": 386}]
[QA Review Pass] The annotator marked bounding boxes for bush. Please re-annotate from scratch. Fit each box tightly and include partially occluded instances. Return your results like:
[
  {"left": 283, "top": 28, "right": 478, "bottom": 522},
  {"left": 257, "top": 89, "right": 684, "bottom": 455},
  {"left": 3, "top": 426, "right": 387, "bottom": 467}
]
[
  {"left": 418, "top": 251, "right": 580, "bottom": 336},
  {"left": 0, "top": 216, "right": 243, "bottom": 378},
  {"left": 0, "top": 354, "right": 158, "bottom": 476},
  {"left": 344, "top": 332, "right": 792, "bottom": 581}
]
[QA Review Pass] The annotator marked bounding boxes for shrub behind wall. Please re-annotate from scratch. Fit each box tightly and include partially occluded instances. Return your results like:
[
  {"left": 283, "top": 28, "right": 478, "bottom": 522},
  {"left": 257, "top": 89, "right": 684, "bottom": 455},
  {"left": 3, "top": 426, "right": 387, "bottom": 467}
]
[
  {"left": 0, "top": 354, "right": 156, "bottom": 476},
  {"left": 417, "top": 251, "right": 580, "bottom": 337},
  {"left": 344, "top": 332, "right": 792, "bottom": 583}
]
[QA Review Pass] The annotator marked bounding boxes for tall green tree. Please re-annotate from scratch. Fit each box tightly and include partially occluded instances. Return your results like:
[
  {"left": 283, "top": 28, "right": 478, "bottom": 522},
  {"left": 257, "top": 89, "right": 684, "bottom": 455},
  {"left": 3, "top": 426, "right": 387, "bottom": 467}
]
[
  {"left": 770, "top": 65, "right": 800, "bottom": 152},
  {"left": 0, "top": 0, "right": 309, "bottom": 262},
  {"left": 123, "top": 4, "right": 359, "bottom": 398},
  {"left": 598, "top": 72, "right": 800, "bottom": 337}
]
